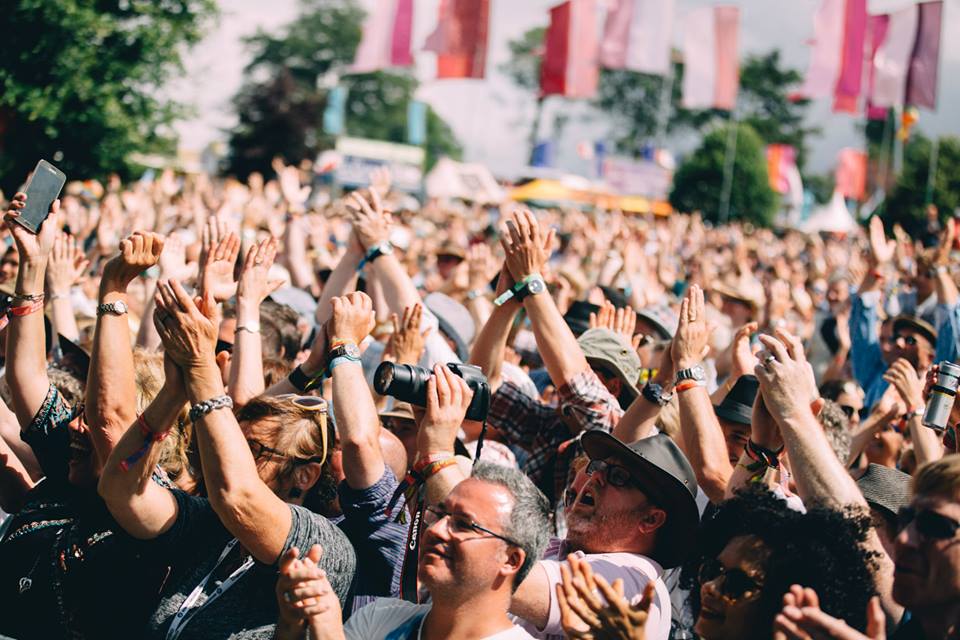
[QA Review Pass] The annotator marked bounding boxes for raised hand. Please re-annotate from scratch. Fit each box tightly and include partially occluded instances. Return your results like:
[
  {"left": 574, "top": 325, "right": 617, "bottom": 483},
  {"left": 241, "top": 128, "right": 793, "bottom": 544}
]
[
  {"left": 102, "top": 231, "right": 165, "bottom": 291},
  {"left": 276, "top": 545, "right": 343, "bottom": 638},
  {"left": 499, "top": 208, "right": 555, "bottom": 282},
  {"left": 237, "top": 237, "right": 283, "bottom": 306},
  {"left": 671, "top": 284, "right": 712, "bottom": 371},
  {"left": 158, "top": 234, "right": 195, "bottom": 282},
  {"left": 754, "top": 331, "right": 819, "bottom": 425},
  {"left": 386, "top": 303, "right": 430, "bottom": 365},
  {"left": 883, "top": 358, "right": 924, "bottom": 412},
  {"left": 279, "top": 165, "right": 310, "bottom": 210},
  {"left": 46, "top": 233, "right": 90, "bottom": 295},
  {"left": 200, "top": 221, "right": 241, "bottom": 303},
  {"left": 467, "top": 242, "right": 495, "bottom": 293},
  {"left": 153, "top": 280, "right": 220, "bottom": 368},
  {"left": 4, "top": 192, "right": 61, "bottom": 264},
  {"left": 327, "top": 292, "right": 376, "bottom": 347},
  {"left": 369, "top": 165, "right": 392, "bottom": 198},
  {"left": 557, "top": 554, "right": 653, "bottom": 640},
  {"left": 345, "top": 189, "right": 390, "bottom": 250},
  {"left": 415, "top": 365, "right": 475, "bottom": 457},
  {"left": 773, "top": 586, "right": 885, "bottom": 640},
  {"left": 868, "top": 216, "right": 895, "bottom": 266},
  {"left": 731, "top": 322, "right": 760, "bottom": 379},
  {"left": 589, "top": 301, "right": 637, "bottom": 345}
]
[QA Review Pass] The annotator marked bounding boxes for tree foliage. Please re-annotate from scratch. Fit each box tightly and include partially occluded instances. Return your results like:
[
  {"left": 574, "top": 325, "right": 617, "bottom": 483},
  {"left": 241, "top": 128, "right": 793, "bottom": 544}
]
[
  {"left": 669, "top": 123, "right": 776, "bottom": 227},
  {"left": 0, "top": 0, "right": 217, "bottom": 192},
  {"left": 227, "top": 0, "right": 460, "bottom": 179},
  {"left": 881, "top": 134, "right": 960, "bottom": 234}
]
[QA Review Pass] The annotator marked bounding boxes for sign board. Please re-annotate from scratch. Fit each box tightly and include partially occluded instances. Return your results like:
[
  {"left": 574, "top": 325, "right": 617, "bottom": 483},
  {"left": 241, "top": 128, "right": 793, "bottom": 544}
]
[
  {"left": 601, "top": 157, "right": 672, "bottom": 200},
  {"left": 334, "top": 137, "right": 425, "bottom": 193}
]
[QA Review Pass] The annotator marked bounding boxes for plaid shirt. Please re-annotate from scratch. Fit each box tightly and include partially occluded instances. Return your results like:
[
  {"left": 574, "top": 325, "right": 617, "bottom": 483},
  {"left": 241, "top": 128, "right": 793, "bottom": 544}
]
[{"left": 487, "top": 369, "right": 623, "bottom": 505}]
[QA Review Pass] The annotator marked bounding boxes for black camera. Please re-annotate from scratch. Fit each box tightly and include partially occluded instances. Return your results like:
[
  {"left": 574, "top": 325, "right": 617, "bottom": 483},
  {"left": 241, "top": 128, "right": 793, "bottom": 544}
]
[{"left": 374, "top": 362, "right": 491, "bottom": 422}]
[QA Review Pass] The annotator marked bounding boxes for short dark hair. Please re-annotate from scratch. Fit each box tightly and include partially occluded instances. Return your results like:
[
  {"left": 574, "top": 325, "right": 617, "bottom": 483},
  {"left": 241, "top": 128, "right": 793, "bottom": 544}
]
[
  {"left": 471, "top": 462, "right": 551, "bottom": 589},
  {"left": 680, "top": 487, "right": 878, "bottom": 633}
]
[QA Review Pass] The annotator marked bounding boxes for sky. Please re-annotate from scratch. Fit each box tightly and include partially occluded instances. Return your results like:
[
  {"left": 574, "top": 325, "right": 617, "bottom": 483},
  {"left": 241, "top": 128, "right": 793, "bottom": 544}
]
[{"left": 171, "top": 0, "right": 960, "bottom": 177}]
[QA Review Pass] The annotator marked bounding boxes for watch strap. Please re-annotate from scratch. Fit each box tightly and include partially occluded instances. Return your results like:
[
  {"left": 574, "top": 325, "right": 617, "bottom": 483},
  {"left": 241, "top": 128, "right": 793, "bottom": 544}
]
[{"left": 493, "top": 273, "right": 542, "bottom": 307}]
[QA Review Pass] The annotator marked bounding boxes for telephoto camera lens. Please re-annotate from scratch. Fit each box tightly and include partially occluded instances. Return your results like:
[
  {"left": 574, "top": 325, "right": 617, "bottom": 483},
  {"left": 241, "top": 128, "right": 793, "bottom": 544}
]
[
  {"left": 374, "top": 362, "right": 491, "bottom": 421},
  {"left": 923, "top": 361, "right": 960, "bottom": 432}
]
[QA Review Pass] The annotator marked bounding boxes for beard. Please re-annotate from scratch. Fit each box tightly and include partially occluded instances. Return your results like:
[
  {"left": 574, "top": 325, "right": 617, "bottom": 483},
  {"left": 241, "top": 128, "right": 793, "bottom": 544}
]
[{"left": 565, "top": 506, "right": 643, "bottom": 553}]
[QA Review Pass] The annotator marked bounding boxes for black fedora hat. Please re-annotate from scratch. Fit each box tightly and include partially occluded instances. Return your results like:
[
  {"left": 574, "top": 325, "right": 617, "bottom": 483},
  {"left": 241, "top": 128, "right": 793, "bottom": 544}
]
[
  {"left": 563, "top": 300, "right": 601, "bottom": 337},
  {"left": 856, "top": 463, "right": 911, "bottom": 522},
  {"left": 714, "top": 375, "right": 759, "bottom": 426},
  {"left": 580, "top": 430, "right": 699, "bottom": 569}
]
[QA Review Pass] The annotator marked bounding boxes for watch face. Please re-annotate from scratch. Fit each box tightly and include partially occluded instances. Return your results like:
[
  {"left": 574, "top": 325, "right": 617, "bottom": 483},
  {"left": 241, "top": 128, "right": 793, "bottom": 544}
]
[
  {"left": 114, "top": 300, "right": 128, "bottom": 314},
  {"left": 344, "top": 343, "right": 361, "bottom": 359},
  {"left": 691, "top": 365, "right": 706, "bottom": 380},
  {"left": 381, "top": 243, "right": 394, "bottom": 255},
  {"left": 528, "top": 278, "right": 546, "bottom": 294}
]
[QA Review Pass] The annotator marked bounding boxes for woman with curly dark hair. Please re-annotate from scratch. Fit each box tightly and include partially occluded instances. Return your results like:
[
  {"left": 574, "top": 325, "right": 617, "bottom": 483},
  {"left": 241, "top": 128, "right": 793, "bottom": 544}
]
[{"left": 678, "top": 487, "right": 878, "bottom": 640}]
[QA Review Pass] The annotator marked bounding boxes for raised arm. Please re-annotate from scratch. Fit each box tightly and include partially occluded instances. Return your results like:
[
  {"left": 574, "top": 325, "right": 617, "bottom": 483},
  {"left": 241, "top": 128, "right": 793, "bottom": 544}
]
[
  {"left": 671, "top": 285, "right": 732, "bottom": 503},
  {"left": 501, "top": 209, "right": 588, "bottom": 387},
  {"left": 98, "top": 352, "right": 189, "bottom": 539},
  {"left": 313, "top": 230, "right": 362, "bottom": 328},
  {"left": 86, "top": 232, "right": 164, "bottom": 465},
  {"left": 884, "top": 358, "right": 943, "bottom": 467},
  {"left": 155, "top": 280, "right": 292, "bottom": 563},
  {"left": 415, "top": 365, "right": 473, "bottom": 506},
  {"left": 228, "top": 237, "right": 281, "bottom": 407},
  {"left": 45, "top": 232, "right": 88, "bottom": 342},
  {"left": 468, "top": 263, "right": 520, "bottom": 394},
  {"left": 3, "top": 193, "right": 60, "bottom": 426},
  {"left": 327, "top": 292, "right": 384, "bottom": 490}
]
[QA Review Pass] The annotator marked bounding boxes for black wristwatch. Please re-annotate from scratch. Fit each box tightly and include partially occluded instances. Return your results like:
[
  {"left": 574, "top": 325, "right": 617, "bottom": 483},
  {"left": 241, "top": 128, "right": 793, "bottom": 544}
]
[
  {"left": 641, "top": 382, "right": 672, "bottom": 407},
  {"left": 288, "top": 364, "right": 325, "bottom": 393}
]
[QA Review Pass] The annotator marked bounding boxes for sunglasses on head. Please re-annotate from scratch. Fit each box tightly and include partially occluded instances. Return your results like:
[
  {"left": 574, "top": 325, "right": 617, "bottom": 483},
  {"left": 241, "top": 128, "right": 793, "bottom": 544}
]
[
  {"left": 275, "top": 393, "right": 328, "bottom": 414},
  {"left": 698, "top": 557, "right": 764, "bottom": 601},
  {"left": 586, "top": 459, "right": 636, "bottom": 488},
  {"left": 897, "top": 506, "right": 960, "bottom": 540}
]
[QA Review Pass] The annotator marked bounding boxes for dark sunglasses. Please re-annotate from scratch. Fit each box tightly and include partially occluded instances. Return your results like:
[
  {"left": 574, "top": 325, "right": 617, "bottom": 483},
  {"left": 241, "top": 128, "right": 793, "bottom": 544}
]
[
  {"left": 838, "top": 404, "right": 859, "bottom": 420},
  {"left": 698, "top": 557, "right": 764, "bottom": 600},
  {"left": 894, "top": 334, "right": 919, "bottom": 346},
  {"left": 586, "top": 459, "right": 636, "bottom": 488},
  {"left": 897, "top": 506, "right": 960, "bottom": 540},
  {"left": 423, "top": 505, "right": 521, "bottom": 547}
]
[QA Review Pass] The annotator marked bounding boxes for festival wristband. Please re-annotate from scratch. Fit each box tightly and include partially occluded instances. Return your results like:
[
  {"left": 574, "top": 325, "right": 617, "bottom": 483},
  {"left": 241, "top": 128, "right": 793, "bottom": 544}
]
[
  {"left": 8, "top": 301, "right": 44, "bottom": 317},
  {"left": 493, "top": 273, "right": 541, "bottom": 307},
  {"left": 414, "top": 453, "right": 454, "bottom": 473},
  {"left": 674, "top": 380, "right": 705, "bottom": 393},
  {"left": 420, "top": 458, "right": 459, "bottom": 480},
  {"left": 328, "top": 355, "right": 360, "bottom": 372}
]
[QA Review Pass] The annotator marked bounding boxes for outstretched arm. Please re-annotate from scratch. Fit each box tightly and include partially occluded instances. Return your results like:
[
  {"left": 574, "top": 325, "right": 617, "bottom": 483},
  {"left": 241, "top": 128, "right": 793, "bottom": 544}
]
[
  {"left": 468, "top": 263, "right": 520, "bottom": 394},
  {"left": 327, "top": 292, "right": 384, "bottom": 490},
  {"left": 45, "top": 232, "right": 88, "bottom": 342},
  {"left": 87, "top": 232, "right": 164, "bottom": 466}
]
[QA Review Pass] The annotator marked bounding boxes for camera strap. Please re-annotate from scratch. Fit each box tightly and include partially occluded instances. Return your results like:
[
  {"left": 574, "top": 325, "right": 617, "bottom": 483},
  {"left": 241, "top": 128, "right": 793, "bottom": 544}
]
[{"left": 399, "top": 496, "right": 425, "bottom": 603}]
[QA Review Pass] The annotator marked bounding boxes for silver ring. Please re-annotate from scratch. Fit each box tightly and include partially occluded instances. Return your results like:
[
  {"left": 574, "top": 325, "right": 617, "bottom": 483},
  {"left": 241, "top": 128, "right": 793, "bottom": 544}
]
[
  {"left": 283, "top": 590, "right": 293, "bottom": 603},
  {"left": 763, "top": 355, "right": 777, "bottom": 366}
]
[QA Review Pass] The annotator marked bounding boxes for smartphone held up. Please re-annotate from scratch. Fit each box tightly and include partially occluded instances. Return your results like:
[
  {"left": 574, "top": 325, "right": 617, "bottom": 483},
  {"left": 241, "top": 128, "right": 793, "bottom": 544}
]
[{"left": 13, "top": 160, "right": 66, "bottom": 234}]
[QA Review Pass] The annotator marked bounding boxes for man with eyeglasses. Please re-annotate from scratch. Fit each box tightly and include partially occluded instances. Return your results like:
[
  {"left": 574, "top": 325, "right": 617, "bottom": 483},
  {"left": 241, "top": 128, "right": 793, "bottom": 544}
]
[{"left": 277, "top": 460, "right": 552, "bottom": 640}]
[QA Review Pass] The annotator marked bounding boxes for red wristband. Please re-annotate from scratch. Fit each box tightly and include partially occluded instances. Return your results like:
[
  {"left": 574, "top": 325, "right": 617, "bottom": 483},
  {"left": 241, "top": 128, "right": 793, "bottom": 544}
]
[
  {"left": 421, "top": 458, "right": 458, "bottom": 480},
  {"left": 8, "top": 301, "right": 44, "bottom": 317},
  {"left": 414, "top": 453, "right": 454, "bottom": 473}
]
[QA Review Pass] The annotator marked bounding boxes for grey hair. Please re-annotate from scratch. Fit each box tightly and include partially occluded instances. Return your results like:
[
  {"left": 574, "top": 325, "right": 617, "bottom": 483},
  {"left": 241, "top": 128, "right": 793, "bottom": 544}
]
[
  {"left": 471, "top": 461, "right": 552, "bottom": 589},
  {"left": 819, "top": 399, "right": 852, "bottom": 464}
]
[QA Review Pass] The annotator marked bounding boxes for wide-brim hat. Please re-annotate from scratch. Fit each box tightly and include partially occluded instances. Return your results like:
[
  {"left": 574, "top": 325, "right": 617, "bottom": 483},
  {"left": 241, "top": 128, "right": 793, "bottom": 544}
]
[
  {"left": 581, "top": 431, "right": 699, "bottom": 569},
  {"left": 563, "top": 300, "right": 600, "bottom": 337},
  {"left": 892, "top": 314, "right": 937, "bottom": 347},
  {"left": 577, "top": 328, "right": 640, "bottom": 405},
  {"left": 713, "top": 375, "right": 759, "bottom": 426},
  {"left": 636, "top": 304, "right": 678, "bottom": 341},
  {"left": 379, "top": 401, "right": 416, "bottom": 423},
  {"left": 856, "top": 463, "right": 912, "bottom": 522}
]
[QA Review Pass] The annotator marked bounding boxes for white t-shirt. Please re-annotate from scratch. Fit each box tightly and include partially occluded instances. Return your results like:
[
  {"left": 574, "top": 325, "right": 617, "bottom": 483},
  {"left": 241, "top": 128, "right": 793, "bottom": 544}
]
[
  {"left": 515, "top": 539, "right": 672, "bottom": 640},
  {"left": 345, "top": 599, "right": 536, "bottom": 640}
]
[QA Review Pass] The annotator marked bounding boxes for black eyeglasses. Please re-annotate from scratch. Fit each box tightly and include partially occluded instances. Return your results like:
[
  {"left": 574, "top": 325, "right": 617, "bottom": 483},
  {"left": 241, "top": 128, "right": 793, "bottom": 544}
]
[
  {"left": 897, "top": 507, "right": 960, "bottom": 540},
  {"left": 247, "top": 439, "right": 325, "bottom": 466},
  {"left": 894, "top": 334, "right": 919, "bottom": 346},
  {"left": 423, "top": 505, "right": 521, "bottom": 547},
  {"left": 698, "top": 558, "right": 764, "bottom": 601},
  {"left": 586, "top": 459, "right": 636, "bottom": 489}
]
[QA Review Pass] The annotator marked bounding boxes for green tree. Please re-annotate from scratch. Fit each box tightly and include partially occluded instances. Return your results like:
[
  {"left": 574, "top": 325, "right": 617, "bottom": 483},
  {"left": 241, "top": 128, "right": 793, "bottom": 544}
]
[
  {"left": 669, "top": 123, "right": 776, "bottom": 227},
  {"left": 227, "top": 0, "right": 460, "bottom": 179},
  {"left": 0, "top": 0, "right": 217, "bottom": 192},
  {"left": 881, "top": 134, "right": 960, "bottom": 234}
]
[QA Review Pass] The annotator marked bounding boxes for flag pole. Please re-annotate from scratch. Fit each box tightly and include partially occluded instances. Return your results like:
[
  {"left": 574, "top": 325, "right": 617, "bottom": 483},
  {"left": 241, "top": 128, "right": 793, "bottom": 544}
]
[
  {"left": 718, "top": 106, "right": 740, "bottom": 225},
  {"left": 655, "top": 57, "right": 677, "bottom": 148},
  {"left": 925, "top": 136, "right": 940, "bottom": 205}
]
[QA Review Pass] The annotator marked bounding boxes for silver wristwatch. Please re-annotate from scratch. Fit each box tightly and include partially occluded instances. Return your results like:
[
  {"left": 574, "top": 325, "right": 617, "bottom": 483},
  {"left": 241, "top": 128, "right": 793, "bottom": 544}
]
[
  {"left": 675, "top": 365, "right": 706, "bottom": 384},
  {"left": 97, "top": 300, "right": 129, "bottom": 317}
]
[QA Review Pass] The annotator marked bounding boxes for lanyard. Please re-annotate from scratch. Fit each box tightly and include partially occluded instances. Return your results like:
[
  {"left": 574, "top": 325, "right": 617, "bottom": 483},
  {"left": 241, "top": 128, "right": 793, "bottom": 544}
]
[{"left": 165, "top": 538, "right": 255, "bottom": 640}]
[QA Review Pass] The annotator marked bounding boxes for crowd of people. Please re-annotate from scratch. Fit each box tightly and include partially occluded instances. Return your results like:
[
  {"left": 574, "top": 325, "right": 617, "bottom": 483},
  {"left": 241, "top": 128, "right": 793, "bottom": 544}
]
[{"left": 0, "top": 161, "right": 958, "bottom": 639}]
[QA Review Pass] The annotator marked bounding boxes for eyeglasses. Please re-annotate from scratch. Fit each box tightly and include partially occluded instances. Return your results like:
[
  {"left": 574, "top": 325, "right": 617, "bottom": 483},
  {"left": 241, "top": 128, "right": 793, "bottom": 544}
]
[
  {"left": 423, "top": 505, "right": 521, "bottom": 547},
  {"left": 274, "top": 393, "right": 328, "bottom": 414},
  {"left": 897, "top": 506, "right": 960, "bottom": 540},
  {"left": 247, "top": 438, "right": 327, "bottom": 466},
  {"left": 586, "top": 459, "right": 636, "bottom": 489},
  {"left": 698, "top": 558, "right": 764, "bottom": 601}
]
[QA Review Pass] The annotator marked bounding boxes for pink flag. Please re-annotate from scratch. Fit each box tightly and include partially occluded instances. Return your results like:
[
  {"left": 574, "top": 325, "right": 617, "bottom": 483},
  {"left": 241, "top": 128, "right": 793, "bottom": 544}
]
[
  {"left": 352, "top": 0, "right": 414, "bottom": 73},
  {"left": 865, "top": 15, "right": 890, "bottom": 120},
  {"left": 835, "top": 148, "right": 868, "bottom": 201},
  {"left": 906, "top": 1, "right": 943, "bottom": 110},
  {"left": 766, "top": 145, "right": 797, "bottom": 194},
  {"left": 600, "top": 0, "right": 674, "bottom": 75},
  {"left": 681, "top": 6, "right": 740, "bottom": 111},
  {"left": 424, "top": 0, "right": 490, "bottom": 79},
  {"left": 871, "top": 4, "right": 918, "bottom": 108},
  {"left": 800, "top": 0, "right": 846, "bottom": 99},
  {"left": 832, "top": 0, "right": 867, "bottom": 113},
  {"left": 540, "top": 0, "right": 599, "bottom": 99}
]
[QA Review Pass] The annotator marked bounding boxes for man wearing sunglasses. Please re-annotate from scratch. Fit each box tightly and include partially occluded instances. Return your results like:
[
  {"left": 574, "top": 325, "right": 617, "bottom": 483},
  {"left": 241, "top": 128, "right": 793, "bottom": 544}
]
[{"left": 891, "top": 455, "right": 960, "bottom": 639}]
